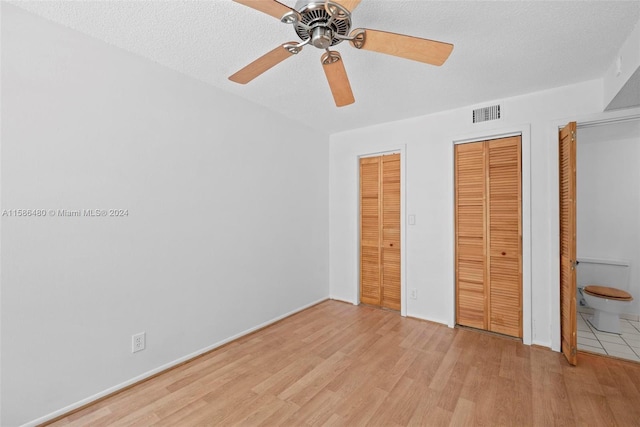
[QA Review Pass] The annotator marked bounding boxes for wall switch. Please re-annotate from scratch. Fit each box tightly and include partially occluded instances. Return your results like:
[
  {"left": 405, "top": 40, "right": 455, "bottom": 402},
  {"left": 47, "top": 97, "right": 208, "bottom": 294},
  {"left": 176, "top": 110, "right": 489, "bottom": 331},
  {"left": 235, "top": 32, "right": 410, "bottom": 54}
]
[
  {"left": 132, "top": 332, "right": 146, "bottom": 353},
  {"left": 408, "top": 215, "right": 416, "bottom": 225},
  {"left": 410, "top": 289, "right": 418, "bottom": 299}
]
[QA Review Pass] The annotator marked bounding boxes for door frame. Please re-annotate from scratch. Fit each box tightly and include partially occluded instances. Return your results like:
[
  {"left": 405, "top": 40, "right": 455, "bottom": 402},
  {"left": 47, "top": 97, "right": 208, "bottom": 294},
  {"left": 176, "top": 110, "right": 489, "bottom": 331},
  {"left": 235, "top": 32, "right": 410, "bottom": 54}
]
[
  {"left": 356, "top": 147, "right": 407, "bottom": 316},
  {"left": 452, "top": 124, "right": 532, "bottom": 345},
  {"left": 549, "top": 108, "right": 640, "bottom": 352}
]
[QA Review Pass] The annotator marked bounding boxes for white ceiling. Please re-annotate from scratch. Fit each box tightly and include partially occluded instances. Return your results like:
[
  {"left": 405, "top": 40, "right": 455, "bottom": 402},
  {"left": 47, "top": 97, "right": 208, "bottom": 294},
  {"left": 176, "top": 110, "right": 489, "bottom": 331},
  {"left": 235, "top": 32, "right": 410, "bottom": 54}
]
[{"left": 11, "top": 0, "right": 640, "bottom": 133}]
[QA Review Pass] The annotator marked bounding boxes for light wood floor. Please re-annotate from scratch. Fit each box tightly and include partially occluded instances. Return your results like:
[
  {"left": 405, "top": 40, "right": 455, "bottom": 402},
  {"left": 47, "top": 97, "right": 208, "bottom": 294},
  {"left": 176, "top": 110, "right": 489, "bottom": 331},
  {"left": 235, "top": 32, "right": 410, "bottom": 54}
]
[{"left": 47, "top": 300, "right": 640, "bottom": 426}]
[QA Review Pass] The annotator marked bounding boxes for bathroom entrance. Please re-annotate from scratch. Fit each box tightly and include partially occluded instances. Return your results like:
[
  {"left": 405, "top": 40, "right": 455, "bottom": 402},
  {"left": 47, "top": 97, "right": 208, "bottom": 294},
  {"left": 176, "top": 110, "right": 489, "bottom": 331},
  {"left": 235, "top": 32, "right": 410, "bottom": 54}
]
[{"left": 559, "top": 117, "right": 640, "bottom": 365}]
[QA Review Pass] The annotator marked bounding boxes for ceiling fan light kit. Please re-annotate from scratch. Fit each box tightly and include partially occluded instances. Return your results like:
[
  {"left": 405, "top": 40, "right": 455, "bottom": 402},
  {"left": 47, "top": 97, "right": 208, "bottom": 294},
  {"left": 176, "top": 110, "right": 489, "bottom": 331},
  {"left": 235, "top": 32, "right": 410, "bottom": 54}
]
[{"left": 229, "top": 0, "right": 454, "bottom": 107}]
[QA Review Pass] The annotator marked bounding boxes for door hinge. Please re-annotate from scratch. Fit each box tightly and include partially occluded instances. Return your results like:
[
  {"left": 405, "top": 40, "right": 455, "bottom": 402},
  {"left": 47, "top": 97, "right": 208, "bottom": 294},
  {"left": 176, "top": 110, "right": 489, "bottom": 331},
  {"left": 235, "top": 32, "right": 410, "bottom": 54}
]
[{"left": 571, "top": 347, "right": 577, "bottom": 356}]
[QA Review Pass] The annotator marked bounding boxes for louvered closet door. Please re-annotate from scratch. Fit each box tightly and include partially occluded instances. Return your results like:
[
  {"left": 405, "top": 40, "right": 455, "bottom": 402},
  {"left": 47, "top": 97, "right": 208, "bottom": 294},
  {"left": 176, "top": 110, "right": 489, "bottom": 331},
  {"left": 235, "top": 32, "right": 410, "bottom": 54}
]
[
  {"left": 382, "top": 154, "right": 401, "bottom": 310},
  {"left": 455, "top": 142, "right": 487, "bottom": 329},
  {"left": 455, "top": 137, "right": 522, "bottom": 338},
  {"left": 360, "top": 154, "right": 401, "bottom": 310},
  {"left": 559, "top": 122, "right": 577, "bottom": 366},
  {"left": 360, "top": 157, "right": 382, "bottom": 306},
  {"left": 487, "top": 137, "right": 522, "bottom": 337}
]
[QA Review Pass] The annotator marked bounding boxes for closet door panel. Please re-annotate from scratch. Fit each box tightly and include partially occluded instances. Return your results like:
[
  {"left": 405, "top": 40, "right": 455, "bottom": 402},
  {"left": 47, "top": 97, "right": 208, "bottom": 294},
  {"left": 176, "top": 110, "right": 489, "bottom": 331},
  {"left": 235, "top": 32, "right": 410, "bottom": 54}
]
[
  {"left": 455, "top": 142, "right": 487, "bottom": 329},
  {"left": 487, "top": 137, "right": 522, "bottom": 338},
  {"left": 559, "top": 122, "right": 577, "bottom": 365},
  {"left": 360, "top": 158, "right": 381, "bottom": 306},
  {"left": 382, "top": 154, "right": 401, "bottom": 310}
]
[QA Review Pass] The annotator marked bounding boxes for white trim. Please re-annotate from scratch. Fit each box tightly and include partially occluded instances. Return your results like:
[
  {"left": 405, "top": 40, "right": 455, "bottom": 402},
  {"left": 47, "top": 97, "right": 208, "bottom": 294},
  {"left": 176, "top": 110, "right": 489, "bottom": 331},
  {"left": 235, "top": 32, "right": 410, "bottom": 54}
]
[
  {"left": 554, "top": 114, "right": 640, "bottom": 130},
  {"left": 453, "top": 131, "right": 523, "bottom": 145},
  {"left": 359, "top": 151, "right": 399, "bottom": 159},
  {"left": 401, "top": 146, "right": 407, "bottom": 317},
  {"left": 330, "top": 296, "right": 358, "bottom": 306},
  {"left": 576, "top": 114, "right": 640, "bottom": 129},
  {"left": 549, "top": 107, "right": 640, "bottom": 353},
  {"left": 522, "top": 126, "right": 532, "bottom": 346},
  {"left": 407, "top": 313, "right": 449, "bottom": 326},
  {"left": 355, "top": 147, "right": 407, "bottom": 316},
  {"left": 22, "top": 297, "right": 329, "bottom": 427},
  {"left": 449, "top": 139, "right": 456, "bottom": 329},
  {"left": 451, "top": 124, "right": 532, "bottom": 345},
  {"left": 532, "top": 339, "right": 553, "bottom": 348}
]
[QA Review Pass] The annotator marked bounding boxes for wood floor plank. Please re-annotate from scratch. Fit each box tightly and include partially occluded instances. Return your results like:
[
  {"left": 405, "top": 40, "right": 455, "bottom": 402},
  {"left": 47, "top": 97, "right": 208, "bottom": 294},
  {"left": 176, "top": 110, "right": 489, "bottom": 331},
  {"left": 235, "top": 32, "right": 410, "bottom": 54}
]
[
  {"left": 45, "top": 300, "right": 640, "bottom": 427},
  {"left": 333, "top": 384, "right": 388, "bottom": 424},
  {"left": 407, "top": 390, "right": 453, "bottom": 427},
  {"left": 449, "top": 397, "right": 476, "bottom": 426},
  {"left": 284, "top": 388, "right": 342, "bottom": 425}
]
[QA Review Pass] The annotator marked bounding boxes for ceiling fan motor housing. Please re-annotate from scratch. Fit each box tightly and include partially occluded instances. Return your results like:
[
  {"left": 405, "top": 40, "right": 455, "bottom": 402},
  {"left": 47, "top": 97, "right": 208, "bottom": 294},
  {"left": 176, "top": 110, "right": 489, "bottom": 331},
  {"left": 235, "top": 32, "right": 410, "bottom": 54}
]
[{"left": 293, "top": 1, "right": 352, "bottom": 48}]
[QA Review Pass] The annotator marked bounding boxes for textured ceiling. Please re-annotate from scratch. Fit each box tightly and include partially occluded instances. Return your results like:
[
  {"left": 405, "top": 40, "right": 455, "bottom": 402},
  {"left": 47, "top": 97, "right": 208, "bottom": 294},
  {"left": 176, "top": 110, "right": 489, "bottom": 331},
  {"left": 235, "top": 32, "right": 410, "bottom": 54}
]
[{"left": 11, "top": 0, "right": 640, "bottom": 133}]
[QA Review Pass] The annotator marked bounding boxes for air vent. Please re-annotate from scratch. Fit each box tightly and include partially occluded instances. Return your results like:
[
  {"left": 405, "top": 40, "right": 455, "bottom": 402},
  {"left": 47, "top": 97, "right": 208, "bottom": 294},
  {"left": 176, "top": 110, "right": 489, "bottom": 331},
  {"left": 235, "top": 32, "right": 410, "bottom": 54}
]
[{"left": 473, "top": 105, "right": 501, "bottom": 123}]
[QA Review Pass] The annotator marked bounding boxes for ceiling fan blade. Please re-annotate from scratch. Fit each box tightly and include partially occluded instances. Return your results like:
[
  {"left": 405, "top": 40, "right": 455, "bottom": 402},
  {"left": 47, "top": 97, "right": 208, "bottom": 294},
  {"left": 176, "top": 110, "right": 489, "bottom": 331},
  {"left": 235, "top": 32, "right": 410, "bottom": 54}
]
[
  {"left": 334, "top": 0, "right": 362, "bottom": 12},
  {"left": 229, "top": 44, "right": 296, "bottom": 84},
  {"left": 350, "top": 28, "right": 453, "bottom": 66},
  {"left": 321, "top": 51, "right": 355, "bottom": 107},
  {"left": 233, "top": 0, "right": 296, "bottom": 20}
]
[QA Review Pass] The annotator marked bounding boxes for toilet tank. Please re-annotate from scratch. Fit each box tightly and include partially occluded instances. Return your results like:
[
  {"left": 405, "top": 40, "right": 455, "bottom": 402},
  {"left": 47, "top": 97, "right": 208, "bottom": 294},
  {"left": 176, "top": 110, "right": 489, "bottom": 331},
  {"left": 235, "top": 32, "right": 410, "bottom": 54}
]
[{"left": 577, "top": 258, "right": 630, "bottom": 290}]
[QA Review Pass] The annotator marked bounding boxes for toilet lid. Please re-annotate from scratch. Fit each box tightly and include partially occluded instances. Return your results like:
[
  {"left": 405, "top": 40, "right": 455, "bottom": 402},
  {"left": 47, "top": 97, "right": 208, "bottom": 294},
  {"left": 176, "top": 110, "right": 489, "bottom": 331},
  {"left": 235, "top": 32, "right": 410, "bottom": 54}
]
[{"left": 584, "top": 285, "right": 633, "bottom": 301}]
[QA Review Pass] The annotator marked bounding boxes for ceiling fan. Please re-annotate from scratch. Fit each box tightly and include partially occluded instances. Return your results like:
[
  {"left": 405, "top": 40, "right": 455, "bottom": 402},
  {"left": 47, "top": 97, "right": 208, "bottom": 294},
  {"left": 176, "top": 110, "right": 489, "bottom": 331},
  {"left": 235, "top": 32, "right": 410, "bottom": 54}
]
[{"left": 228, "top": 0, "right": 454, "bottom": 107}]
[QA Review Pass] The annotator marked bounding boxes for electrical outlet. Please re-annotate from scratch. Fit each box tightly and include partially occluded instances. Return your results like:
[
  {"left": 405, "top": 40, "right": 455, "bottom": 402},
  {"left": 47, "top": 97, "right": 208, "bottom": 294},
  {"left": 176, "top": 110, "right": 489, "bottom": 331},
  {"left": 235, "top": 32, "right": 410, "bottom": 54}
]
[
  {"left": 410, "top": 289, "right": 417, "bottom": 299},
  {"left": 132, "top": 332, "right": 146, "bottom": 353}
]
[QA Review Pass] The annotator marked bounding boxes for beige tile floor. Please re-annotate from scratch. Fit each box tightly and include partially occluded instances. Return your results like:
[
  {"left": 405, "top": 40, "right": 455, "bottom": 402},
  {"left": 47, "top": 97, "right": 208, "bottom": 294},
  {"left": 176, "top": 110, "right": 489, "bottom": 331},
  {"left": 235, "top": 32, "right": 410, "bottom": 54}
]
[{"left": 577, "top": 310, "right": 640, "bottom": 362}]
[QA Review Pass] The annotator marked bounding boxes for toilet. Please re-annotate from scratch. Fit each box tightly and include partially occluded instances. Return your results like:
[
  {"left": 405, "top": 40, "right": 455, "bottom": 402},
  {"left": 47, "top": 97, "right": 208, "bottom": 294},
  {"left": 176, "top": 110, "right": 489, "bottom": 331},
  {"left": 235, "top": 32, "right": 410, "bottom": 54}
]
[
  {"left": 577, "top": 259, "right": 634, "bottom": 334},
  {"left": 581, "top": 285, "right": 633, "bottom": 334}
]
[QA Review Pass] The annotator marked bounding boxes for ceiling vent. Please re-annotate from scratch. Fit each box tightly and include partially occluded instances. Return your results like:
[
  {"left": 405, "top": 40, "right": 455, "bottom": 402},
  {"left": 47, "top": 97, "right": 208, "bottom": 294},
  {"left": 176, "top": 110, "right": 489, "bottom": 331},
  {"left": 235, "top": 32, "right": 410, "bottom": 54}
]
[{"left": 473, "top": 105, "right": 501, "bottom": 123}]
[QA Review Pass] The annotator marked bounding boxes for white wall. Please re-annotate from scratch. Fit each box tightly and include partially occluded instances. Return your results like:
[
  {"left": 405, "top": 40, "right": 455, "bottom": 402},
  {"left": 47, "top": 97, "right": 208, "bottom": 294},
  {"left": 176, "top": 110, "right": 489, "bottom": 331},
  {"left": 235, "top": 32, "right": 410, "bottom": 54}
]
[
  {"left": 0, "top": 5, "right": 329, "bottom": 426},
  {"left": 329, "top": 79, "right": 607, "bottom": 348},
  {"left": 577, "top": 120, "right": 640, "bottom": 314},
  {"left": 603, "top": 20, "right": 640, "bottom": 110}
]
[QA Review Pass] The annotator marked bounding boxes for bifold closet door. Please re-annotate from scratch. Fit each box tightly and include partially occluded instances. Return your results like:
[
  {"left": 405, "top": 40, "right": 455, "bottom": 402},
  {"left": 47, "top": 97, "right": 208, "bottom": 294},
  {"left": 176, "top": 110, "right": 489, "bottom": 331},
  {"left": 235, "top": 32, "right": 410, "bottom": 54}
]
[
  {"left": 455, "top": 142, "right": 487, "bottom": 329},
  {"left": 360, "top": 154, "right": 401, "bottom": 310},
  {"left": 487, "top": 137, "right": 522, "bottom": 337},
  {"left": 559, "top": 122, "right": 577, "bottom": 366},
  {"left": 455, "top": 137, "right": 522, "bottom": 338}
]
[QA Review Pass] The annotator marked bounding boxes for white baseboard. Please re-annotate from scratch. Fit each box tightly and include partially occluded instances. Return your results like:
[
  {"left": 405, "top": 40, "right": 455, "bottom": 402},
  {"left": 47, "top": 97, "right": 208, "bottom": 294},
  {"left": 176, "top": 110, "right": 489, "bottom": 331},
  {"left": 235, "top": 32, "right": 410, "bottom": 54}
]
[
  {"left": 329, "top": 296, "right": 357, "bottom": 305},
  {"left": 23, "top": 297, "right": 329, "bottom": 427},
  {"left": 578, "top": 306, "right": 639, "bottom": 322},
  {"left": 531, "top": 339, "right": 553, "bottom": 349},
  {"left": 406, "top": 313, "right": 449, "bottom": 327}
]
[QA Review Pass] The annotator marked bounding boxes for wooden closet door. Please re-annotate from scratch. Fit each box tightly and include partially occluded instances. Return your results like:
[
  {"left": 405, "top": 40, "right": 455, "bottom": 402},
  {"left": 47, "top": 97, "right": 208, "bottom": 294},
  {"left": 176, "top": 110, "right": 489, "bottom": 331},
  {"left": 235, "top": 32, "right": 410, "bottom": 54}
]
[
  {"left": 559, "top": 122, "right": 577, "bottom": 365},
  {"left": 487, "top": 137, "right": 522, "bottom": 337},
  {"left": 382, "top": 154, "right": 401, "bottom": 310},
  {"left": 455, "top": 142, "right": 487, "bottom": 329},
  {"left": 359, "top": 154, "right": 401, "bottom": 310},
  {"left": 455, "top": 137, "right": 522, "bottom": 338},
  {"left": 360, "top": 157, "right": 382, "bottom": 306}
]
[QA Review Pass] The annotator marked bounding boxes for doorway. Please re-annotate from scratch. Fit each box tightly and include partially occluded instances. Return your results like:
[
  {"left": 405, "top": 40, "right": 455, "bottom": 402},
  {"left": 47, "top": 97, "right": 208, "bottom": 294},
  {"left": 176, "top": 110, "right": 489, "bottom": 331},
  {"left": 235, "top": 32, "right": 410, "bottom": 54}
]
[{"left": 560, "top": 118, "right": 640, "bottom": 365}]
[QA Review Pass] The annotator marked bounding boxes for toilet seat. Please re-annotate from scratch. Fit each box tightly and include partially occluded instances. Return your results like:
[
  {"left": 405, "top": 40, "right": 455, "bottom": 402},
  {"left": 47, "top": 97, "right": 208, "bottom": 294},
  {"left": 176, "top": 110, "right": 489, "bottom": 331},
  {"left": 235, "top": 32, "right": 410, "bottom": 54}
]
[{"left": 584, "top": 285, "right": 633, "bottom": 301}]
